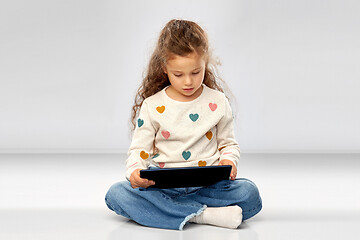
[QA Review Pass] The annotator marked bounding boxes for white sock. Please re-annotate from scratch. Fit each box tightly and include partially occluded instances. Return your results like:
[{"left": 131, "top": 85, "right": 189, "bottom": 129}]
[{"left": 189, "top": 206, "right": 243, "bottom": 229}]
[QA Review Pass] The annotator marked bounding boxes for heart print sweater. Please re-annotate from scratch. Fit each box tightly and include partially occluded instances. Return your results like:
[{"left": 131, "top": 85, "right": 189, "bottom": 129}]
[{"left": 125, "top": 84, "right": 240, "bottom": 180}]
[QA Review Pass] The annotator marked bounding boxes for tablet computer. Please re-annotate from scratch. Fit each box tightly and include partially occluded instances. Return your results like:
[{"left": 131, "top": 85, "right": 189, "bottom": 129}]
[{"left": 140, "top": 165, "right": 232, "bottom": 189}]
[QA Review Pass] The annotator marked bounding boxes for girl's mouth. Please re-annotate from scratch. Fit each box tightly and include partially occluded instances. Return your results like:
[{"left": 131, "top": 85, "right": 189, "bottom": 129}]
[{"left": 183, "top": 88, "right": 194, "bottom": 92}]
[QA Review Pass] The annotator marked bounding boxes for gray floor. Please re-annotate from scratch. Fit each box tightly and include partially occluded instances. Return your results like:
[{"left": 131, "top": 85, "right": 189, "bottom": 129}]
[{"left": 1, "top": 153, "right": 360, "bottom": 239}]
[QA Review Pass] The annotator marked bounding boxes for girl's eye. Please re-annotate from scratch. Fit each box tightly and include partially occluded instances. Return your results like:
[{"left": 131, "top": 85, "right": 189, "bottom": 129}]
[
  {"left": 192, "top": 71, "right": 200, "bottom": 75},
  {"left": 174, "top": 74, "right": 182, "bottom": 77}
]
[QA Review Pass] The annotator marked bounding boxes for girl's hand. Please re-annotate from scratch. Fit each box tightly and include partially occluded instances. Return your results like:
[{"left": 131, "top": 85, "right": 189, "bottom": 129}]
[
  {"left": 129, "top": 168, "right": 155, "bottom": 189},
  {"left": 219, "top": 159, "right": 237, "bottom": 180}
]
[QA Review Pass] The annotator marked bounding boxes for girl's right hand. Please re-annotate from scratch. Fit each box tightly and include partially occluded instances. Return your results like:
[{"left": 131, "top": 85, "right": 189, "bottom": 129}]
[{"left": 129, "top": 168, "right": 155, "bottom": 189}]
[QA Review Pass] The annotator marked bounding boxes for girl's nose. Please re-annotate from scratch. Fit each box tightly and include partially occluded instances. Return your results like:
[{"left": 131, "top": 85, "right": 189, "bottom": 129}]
[{"left": 184, "top": 76, "right": 192, "bottom": 85}]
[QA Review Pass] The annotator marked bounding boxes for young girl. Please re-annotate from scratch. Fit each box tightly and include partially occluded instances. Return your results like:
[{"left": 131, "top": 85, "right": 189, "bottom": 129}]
[{"left": 105, "top": 19, "right": 262, "bottom": 230}]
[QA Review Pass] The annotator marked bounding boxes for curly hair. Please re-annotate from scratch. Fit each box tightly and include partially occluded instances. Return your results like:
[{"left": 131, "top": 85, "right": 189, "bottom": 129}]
[{"left": 131, "top": 19, "right": 231, "bottom": 131}]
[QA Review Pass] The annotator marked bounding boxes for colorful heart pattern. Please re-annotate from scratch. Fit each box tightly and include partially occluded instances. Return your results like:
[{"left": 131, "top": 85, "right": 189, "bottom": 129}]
[
  {"left": 218, "top": 146, "right": 226, "bottom": 151},
  {"left": 134, "top": 102, "right": 221, "bottom": 165},
  {"left": 140, "top": 151, "right": 149, "bottom": 160},
  {"left": 161, "top": 130, "right": 170, "bottom": 139},
  {"left": 156, "top": 105, "right": 165, "bottom": 113},
  {"left": 152, "top": 153, "right": 160, "bottom": 159},
  {"left": 137, "top": 118, "right": 144, "bottom": 128},
  {"left": 198, "top": 161, "right": 206, "bottom": 167},
  {"left": 209, "top": 103, "right": 217, "bottom": 111},
  {"left": 206, "top": 131, "right": 213, "bottom": 140},
  {"left": 182, "top": 151, "right": 191, "bottom": 160},
  {"left": 189, "top": 113, "right": 199, "bottom": 122}
]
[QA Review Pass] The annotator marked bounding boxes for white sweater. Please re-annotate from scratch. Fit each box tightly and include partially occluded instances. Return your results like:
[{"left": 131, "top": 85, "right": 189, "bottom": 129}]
[{"left": 125, "top": 84, "right": 240, "bottom": 180}]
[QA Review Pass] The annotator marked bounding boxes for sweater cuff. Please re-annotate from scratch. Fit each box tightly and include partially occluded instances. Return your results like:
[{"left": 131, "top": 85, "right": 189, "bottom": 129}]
[{"left": 219, "top": 156, "right": 238, "bottom": 167}]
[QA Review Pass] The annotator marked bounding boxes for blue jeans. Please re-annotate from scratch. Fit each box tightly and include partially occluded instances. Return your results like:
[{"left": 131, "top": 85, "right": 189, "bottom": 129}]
[{"left": 105, "top": 178, "right": 262, "bottom": 230}]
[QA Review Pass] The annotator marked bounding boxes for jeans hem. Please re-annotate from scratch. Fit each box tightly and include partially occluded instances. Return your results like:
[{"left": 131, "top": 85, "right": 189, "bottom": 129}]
[
  {"left": 243, "top": 201, "right": 262, "bottom": 221},
  {"left": 179, "top": 205, "right": 207, "bottom": 230}
]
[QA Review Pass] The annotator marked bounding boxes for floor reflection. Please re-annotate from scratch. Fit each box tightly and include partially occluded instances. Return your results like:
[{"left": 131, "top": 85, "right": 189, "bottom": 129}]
[{"left": 108, "top": 219, "right": 258, "bottom": 240}]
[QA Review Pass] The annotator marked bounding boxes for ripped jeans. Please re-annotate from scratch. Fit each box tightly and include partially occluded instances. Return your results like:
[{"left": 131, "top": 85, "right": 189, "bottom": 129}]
[{"left": 105, "top": 178, "right": 262, "bottom": 230}]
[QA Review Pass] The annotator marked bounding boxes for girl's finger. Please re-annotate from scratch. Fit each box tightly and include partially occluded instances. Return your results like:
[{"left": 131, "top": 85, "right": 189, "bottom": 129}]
[
  {"left": 145, "top": 180, "right": 155, "bottom": 187},
  {"left": 230, "top": 169, "right": 237, "bottom": 180},
  {"left": 138, "top": 178, "right": 155, "bottom": 188}
]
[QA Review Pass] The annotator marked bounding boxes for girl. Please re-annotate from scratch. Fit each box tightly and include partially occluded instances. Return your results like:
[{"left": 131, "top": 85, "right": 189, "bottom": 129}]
[{"left": 105, "top": 19, "right": 262, "bottom": 230}]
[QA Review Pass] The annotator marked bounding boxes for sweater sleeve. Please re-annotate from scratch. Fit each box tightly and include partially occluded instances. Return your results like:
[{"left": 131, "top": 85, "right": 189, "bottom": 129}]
[
  {"left": 125, "top": 100, "right": 156, "bottom": 180},
  {"left": 216, "top": 95, "right": 241, "bottom": 166}
]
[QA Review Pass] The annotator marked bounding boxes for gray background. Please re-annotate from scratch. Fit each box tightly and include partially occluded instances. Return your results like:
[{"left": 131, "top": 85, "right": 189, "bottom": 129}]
[{"left": 1, "top": 0, "right": 359, "bottom": 154}]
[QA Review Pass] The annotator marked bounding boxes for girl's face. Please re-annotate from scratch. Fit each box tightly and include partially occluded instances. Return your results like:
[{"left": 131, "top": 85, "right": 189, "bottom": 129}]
[{"left": 164, "top": 51, "right": 206, "bottom": 101}]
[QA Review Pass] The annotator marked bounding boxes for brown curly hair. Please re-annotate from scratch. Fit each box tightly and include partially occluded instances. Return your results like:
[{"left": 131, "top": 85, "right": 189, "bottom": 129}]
[{"left": 131, "top": 19, "right": 231, "bottom": 131}]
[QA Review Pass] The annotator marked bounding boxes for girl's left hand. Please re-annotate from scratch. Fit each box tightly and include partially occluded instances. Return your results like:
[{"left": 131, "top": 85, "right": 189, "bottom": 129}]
[{"left": 218, "top": 159, "right": 237, "bottom": 180}]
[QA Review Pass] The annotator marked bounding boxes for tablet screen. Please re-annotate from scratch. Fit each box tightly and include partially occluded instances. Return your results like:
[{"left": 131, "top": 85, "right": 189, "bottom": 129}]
[{"left": 140, "top": 165, "right": 231, "bottom": 189}]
